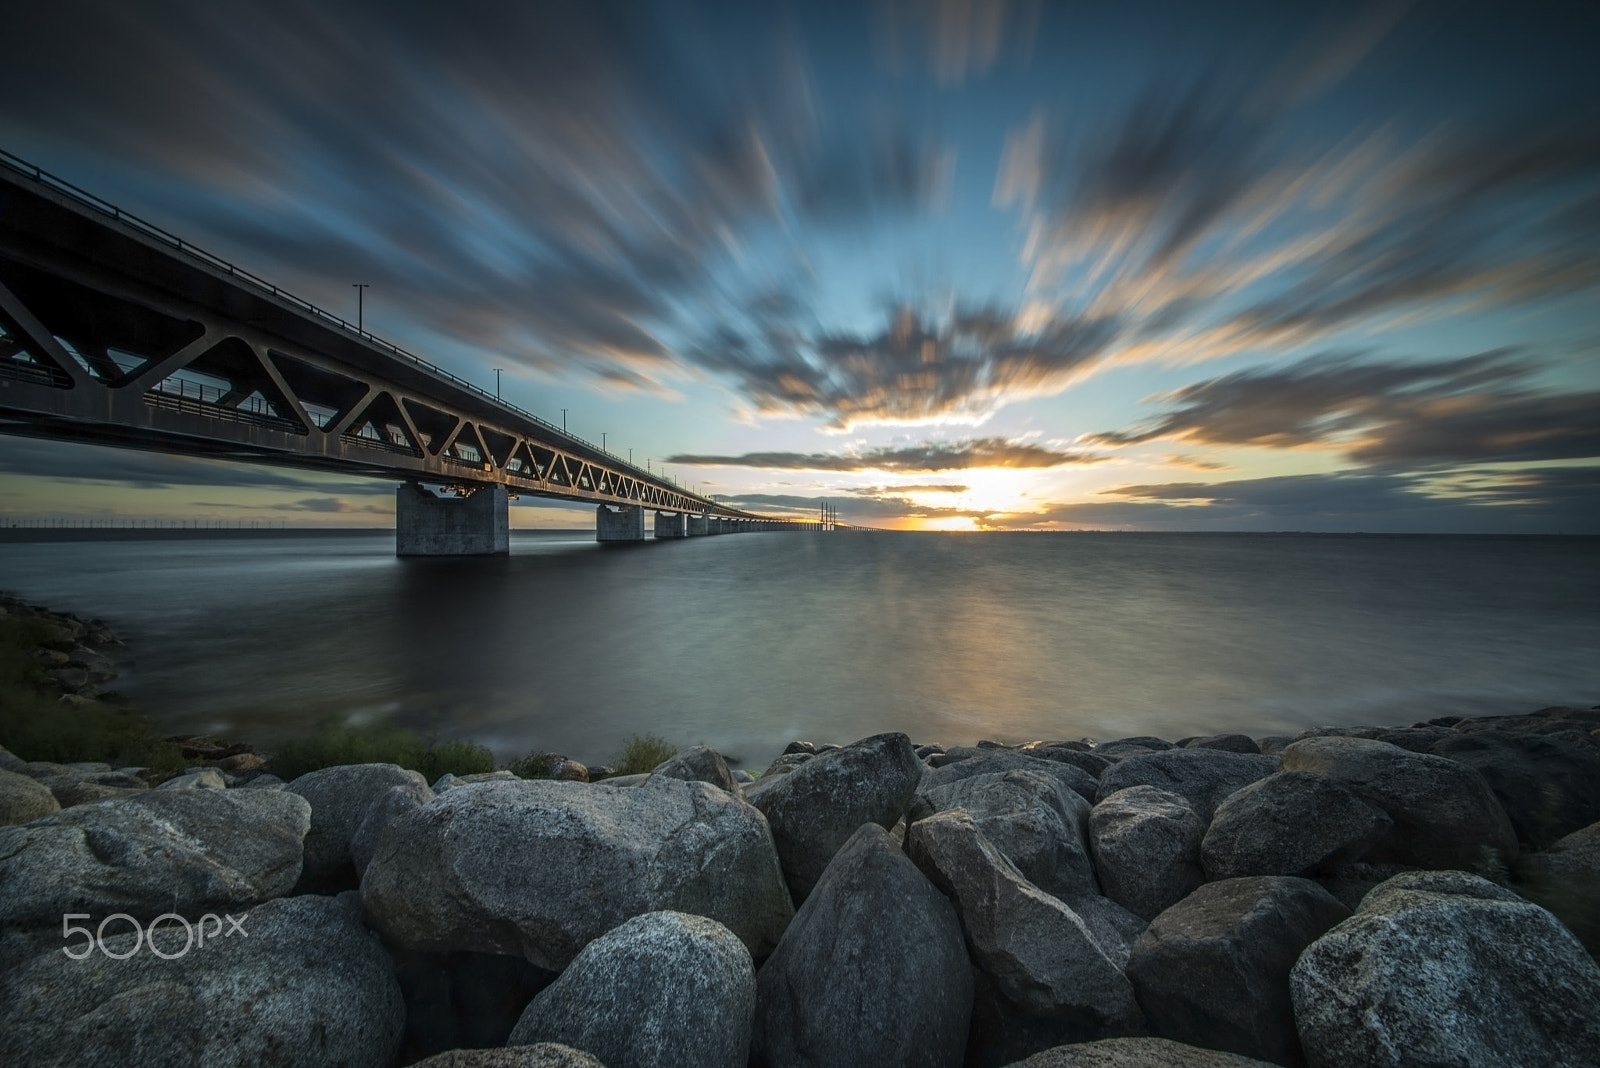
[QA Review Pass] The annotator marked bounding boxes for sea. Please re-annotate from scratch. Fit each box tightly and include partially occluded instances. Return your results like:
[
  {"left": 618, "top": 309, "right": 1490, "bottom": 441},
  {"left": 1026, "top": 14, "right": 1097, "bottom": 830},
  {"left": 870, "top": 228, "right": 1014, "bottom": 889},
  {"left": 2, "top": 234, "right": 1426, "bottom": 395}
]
[{"left": 1, "top": 529, "right": 1596, "bottom": 770}]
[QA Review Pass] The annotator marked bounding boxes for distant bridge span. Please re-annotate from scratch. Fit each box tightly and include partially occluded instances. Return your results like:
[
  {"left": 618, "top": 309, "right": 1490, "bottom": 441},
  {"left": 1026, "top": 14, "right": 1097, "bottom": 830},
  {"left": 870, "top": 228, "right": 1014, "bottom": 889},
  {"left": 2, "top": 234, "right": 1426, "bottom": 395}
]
[{"left": 0, "top": 151, "right": 836, "bottom": 552}]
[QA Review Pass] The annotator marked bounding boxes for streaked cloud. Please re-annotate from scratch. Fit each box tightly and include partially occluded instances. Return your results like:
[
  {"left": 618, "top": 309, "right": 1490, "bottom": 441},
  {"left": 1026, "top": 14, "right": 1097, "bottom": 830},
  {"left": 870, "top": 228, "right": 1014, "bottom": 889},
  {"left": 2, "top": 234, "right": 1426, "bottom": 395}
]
[
  {"left": 667, "top": 437, "right": 1103, "bottom": 472},
  {"left": 1091, "top": 350, "right": 1600, "bottom": 468}
]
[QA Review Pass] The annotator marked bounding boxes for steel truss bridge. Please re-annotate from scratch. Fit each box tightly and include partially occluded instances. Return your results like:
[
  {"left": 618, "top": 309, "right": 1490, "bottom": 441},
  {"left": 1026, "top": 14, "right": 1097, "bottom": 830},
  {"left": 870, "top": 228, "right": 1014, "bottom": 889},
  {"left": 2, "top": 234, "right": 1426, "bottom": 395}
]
[{"left": 0, "top": 151, "right": 834, "bottom": 550}]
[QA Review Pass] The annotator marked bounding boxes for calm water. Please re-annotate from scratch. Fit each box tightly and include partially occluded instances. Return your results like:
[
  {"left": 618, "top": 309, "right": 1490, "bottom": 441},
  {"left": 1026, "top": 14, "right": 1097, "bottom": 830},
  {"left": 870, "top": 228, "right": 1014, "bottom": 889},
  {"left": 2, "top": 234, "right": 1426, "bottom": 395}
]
[{"left": 1, "top": 530, "right": 1596, "bottom": 768}]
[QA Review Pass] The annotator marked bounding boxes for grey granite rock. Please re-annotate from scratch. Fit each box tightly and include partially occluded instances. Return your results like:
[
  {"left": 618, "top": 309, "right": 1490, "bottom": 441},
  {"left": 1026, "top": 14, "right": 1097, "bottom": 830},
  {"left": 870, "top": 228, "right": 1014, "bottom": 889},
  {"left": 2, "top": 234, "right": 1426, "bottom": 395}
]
[
  {"left": 0, "top": 893, "right": 404, "bottom": 1068},
  {"left": 1279, "top": 736, "right": 1518, "bottom": 871},
  {"left": 1125, "top": 876, "right": 1350, "bottom": 1066},
  {"left": 412, "top": 1047, "right": 606, "bottom": 1068},
  {"left": 361, "top": 777, "right": 792, "bottom": 969},
  {"left": 749, "top": 731, "right": 923, "bottom": 903},
  {"left": 351, "top": 779, "right": 433, "bottom": 878},
  {"left": 1512, "top": 819, "right": 1600, "bottom": 956},
  {"left": 288, "top": 762, "right": 432, "bottom": 891},
  {"left": 1201, "top": 771, "right": 1392, "bottom": 880},
  {"left": 647, "top": 745, "right": 740, "bottom": 795},
  {"left": 1429, "top": 729, "right": 1600, "bottom": 848},
  {"left": 1182, "top": 734, "right": 1261, "bottom": 754},
  {"left": 1088, "top": 786, "right": 1204, "bottom": 921},
  {"left": 920, "top": 750, "right": 1099, "bottom": 805},
  {"left": 0, "top": 788, "right": 310, "bottom": 935},
  {"left": 1291, "top": 870, "right": 1600, "bottom": 1068},
  {"left": 908, "top": 809, "right": 1143, "bottom": 1028},
  {"left": 509, "top": 911, "right": 753, "bottom": 1068},
  {"left": 1010, "top": 1037, "right": 1279, "bottom": 1066},
  {"left": 753, "top": 823, "right": 972, "bottom": 1068},
  {"left": 0, "top": 766, "right": 59, "bottom": 826},
  {"left": 157, "top": 767, "right": 228, "bottom": 791},
  {"left": 1094, "top": 750, "right": 1278, "bottom": 822}
]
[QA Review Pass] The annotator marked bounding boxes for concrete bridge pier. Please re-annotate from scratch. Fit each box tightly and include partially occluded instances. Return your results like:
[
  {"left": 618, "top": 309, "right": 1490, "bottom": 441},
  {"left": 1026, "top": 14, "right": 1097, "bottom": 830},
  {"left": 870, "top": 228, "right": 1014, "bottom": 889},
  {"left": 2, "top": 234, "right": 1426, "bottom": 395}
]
[
  {"left": 687, "top": 514, "right": 709, "bottom": 536},
  {"left": 655, "top": 511, "right": 688, "bottom": 538},
  {"left": 596, "top": 504, "right": 645, "bottom": 543},
  {"left": 397, "top": 482, "right": 509, "bottom": 556}
]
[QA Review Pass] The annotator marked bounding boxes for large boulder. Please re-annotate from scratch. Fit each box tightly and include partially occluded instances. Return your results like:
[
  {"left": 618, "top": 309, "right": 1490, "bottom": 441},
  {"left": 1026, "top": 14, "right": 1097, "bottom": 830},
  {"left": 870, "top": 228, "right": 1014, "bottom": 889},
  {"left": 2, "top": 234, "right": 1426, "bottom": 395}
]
[
  {"left": 1094, "top": 750, "right": 1277, "bottom": 822},
  {"left": 18, "top": 760, "right": 149, "bottom": 807},
  {"left": 1279, "top": 736, "right": 1518, "bottom": 871},
  {"left": 0, "top": 789, "right": 310, "bottom": 936},
  {"left": 1512, "top": 819, "right": 1600, "bottom": 956},
  {"left": 749, "top": 732, "right": 923, "bottom": 903},
  {"left": 1012, "top": 1037, "right": 1280, "bottom": 1066},
  {"left": 1292, "top": 724, "right": 1454, "bottom": 753},
  {"left": 908, "top": 810, "right": 1143, "bottom": 1065},
  {"left": 1125, "top": 876, "right": 1350, "bottom": 1066},
  {"left": 1291, "top": 870, "right": 1600, "bottom": 1067},
  {"left": 509, "top": 911, "right": 753, "bottom": 1068},
  {"left": 1088, "top": 787, "right": 1204, "bottom": 921},
  {"left": 361, "top": 777, "right": 793, "bottom": 969},
  {"left": 648, "top": 745, "right": 741, "bottom": 795},
  {"left": 920, "top": 750, "right": 1099, "bottom": 804},
  {"left": 412, "top": 1046, "right": 604, "bottom": 1068},
  {"left": 753, "top": 824, "right": 972, "bottom": 1068},
  {"left": 1200, "top": 772, "right": 1392, "bottom": 880},
  {"left": 912, "top": 768, "right": 1098, "bottom": 902},
  {"left": 412, "top": 1047, "right": 604, "bottom": 1068},
  {"left": 288, "top": 762, "right": 432, "bottom": 891},
  {"left": 0, "top": 765, "right": 59, "bottom": 825},
  {"left": 1182, "top": 734, "right": 1261, "bottom": 754},
  {"left": 1429, "top": 729, "right": 1600, "bottom": 848},
  {"left": 0, "top": 893, "right": 404, "bottom": 1068}
]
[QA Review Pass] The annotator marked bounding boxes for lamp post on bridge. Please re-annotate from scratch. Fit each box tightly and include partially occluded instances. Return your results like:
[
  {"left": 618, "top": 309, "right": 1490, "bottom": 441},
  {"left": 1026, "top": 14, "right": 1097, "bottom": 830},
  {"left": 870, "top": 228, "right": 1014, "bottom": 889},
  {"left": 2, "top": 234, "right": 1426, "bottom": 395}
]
[
  {"left": 561, "top": 408, "right": 568, "bottom": 434},
  {"left": 493, "top": 368, "right": 502, "bottom": 399},
  {"left": 351, "top": 284, "right": 369, "bottom": 332}
]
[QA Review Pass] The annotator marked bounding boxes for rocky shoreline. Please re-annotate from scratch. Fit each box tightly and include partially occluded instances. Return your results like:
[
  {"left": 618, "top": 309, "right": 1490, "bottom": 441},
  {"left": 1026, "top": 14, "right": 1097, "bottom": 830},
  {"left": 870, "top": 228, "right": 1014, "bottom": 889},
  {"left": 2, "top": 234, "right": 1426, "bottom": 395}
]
[{"left": 1, "top": 596, "right": 1598, "bottom": 1066}]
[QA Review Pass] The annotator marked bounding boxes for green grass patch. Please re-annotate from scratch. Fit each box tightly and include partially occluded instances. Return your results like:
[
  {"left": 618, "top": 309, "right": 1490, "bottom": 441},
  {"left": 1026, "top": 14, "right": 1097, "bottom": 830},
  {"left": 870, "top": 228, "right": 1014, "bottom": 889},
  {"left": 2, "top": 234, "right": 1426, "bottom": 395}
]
[
  {"left": 613, "top": 733, "right": 677, "bottom": 775},
  {"left": 268, "top": 721, "right": 496, "bottom": 782},
  {"left": 0, "top": 617, "right": 185, "bottom": 776}
]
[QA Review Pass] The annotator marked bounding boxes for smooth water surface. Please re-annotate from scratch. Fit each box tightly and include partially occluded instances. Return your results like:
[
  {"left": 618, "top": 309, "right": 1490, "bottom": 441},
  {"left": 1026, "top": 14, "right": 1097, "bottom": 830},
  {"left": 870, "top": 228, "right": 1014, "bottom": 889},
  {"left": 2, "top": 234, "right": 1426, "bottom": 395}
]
[{"left": 2, "top": 530, "right": 1596, "bottom": 767}]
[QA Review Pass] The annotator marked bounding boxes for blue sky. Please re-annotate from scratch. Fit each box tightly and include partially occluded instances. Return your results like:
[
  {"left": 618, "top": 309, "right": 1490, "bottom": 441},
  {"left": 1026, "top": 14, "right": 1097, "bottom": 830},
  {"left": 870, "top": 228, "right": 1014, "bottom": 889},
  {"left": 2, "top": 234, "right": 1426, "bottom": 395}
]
[{"left": 2, "top": 0, "right": 1597, "bottom": 530}]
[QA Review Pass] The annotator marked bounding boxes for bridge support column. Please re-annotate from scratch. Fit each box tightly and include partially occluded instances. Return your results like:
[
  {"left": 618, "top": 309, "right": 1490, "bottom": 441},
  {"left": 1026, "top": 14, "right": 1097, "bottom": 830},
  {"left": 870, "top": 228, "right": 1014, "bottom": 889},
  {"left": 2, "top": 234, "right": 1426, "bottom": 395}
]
[
  {"left": 396, "top": 482, "right": 508, "bottom": 556},
  {"left": 687, "top": 514, "right": 709, "bottom": 536},
  {"left": 655, "top": 511, "right": 687, "bottom": 538},
  {"left": 596, "top": 504, "right": 645, "bottom": 543}
]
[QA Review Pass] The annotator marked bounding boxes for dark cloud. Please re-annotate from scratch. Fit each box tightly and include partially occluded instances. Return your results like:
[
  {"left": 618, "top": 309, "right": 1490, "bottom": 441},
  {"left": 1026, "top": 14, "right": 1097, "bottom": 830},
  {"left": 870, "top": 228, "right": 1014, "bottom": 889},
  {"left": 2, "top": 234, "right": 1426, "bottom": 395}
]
[
  {"left": 2, "top": 0, "right": 948, "bottom": 392},
  {"left": 1091, "top": 349, "right": 1600, "bottom": 468},
  {"left": 717, "top": 491, "right": 973, "bottom": 522},
  {"left": 983, "top": 467, "right": 1600, "bottom": 533},
  {"left": 667, "top": 437, "right": 1102, "bottom": 472},
  {"left": 693, "top": 303, "right": 1119, "bottom": 428}
]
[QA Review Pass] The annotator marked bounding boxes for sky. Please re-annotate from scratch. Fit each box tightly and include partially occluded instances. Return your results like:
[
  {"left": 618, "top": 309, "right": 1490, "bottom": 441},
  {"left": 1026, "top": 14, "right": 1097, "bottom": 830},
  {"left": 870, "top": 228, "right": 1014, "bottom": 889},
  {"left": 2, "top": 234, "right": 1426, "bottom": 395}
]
[{"left": 1, "top": 0, "right": 1597, "bottom": 531}]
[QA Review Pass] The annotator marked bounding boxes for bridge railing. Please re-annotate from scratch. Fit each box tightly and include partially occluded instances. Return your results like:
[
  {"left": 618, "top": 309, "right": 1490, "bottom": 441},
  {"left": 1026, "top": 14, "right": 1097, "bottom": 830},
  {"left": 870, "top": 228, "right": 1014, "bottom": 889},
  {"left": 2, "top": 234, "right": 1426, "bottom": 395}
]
[{"left": 0, "top": 148, "right": 743, "bottom": 512}]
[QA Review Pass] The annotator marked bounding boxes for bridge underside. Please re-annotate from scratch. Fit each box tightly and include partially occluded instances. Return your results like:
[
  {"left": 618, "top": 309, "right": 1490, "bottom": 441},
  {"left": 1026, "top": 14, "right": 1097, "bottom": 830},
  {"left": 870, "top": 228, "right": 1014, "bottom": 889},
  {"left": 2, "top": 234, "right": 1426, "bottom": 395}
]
[{"left": 0, "top": 158, "right": 838, "bottom": 553}]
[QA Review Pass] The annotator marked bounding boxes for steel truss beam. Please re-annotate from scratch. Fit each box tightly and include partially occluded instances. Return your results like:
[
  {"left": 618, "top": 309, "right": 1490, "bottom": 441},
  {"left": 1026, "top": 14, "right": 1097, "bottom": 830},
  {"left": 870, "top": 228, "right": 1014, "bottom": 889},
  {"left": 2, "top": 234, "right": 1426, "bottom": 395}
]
[{"left": 0, "top": 154, "right": 779, "bottom": 523}]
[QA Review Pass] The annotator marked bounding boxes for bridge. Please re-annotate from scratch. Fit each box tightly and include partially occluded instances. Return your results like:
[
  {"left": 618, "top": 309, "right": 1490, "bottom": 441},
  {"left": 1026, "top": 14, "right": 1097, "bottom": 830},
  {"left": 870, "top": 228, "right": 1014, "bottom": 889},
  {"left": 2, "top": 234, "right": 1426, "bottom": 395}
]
[{"left": 0, "top": 151, "right": 837, "bottom": 553}]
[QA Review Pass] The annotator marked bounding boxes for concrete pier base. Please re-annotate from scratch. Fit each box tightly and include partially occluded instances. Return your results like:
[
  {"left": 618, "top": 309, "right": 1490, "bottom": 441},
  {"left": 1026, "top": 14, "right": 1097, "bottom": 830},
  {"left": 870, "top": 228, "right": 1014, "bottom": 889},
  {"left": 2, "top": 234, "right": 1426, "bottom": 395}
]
[
  {"left": 687, "top": 514, "right": 709, "bottom": 536},
  {"left": 596, "top": 504, "right": 645, "bottom": 543},
  {"left": 396, "top": 482, "right": 509, "bottom": 556},
  {"left": 655, "top": 511, "right": 687, "bottom": 538}
]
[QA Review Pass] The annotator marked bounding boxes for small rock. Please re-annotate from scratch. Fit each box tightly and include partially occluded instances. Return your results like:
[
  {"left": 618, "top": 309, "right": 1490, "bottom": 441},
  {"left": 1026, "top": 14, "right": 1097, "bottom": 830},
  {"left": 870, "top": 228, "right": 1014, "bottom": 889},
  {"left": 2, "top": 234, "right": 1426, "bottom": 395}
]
[
  {"left": 0, "top": 744, "right": 24, "bottom": 773},
  {"left": 433, "top": 770, "right": 520, "bottom": 792},
  {"left": 753, "top": 824, "right": 972, "bottom": 1068},
  {"left": 749, "top": 732, "right": 923, "bottom": 904},
  {"left": 1011, "top": 1037, "right": 1280, "bottom": 1066},
  {"left": 410, "top": 1046, "right": 605, "bottom": 1068},
  {"left": 648, "top": 745, "right": 740, "bottom": 794},
  {"left": 1291, "top": 870, "right": 1600, "bottom": 1068},
  {"left": 214, "top": 752, "right": 266, "bottom": 773},
  {"left": 912, "top": 768, "right": 1099, "bottom": 902},
  {"left": 1088, "top": 786, "right": 1204, "bottom": 921},
  {"left": 1201, "top": 772, "right": 1392, "bottom": 880},
  {"left": 157, "top": 768, "right": 228, "bottom": 791},
  {"left": 1126, "top": 876, "right": 1350, "bottom": 1065},
  {"left": 783, "top": 740, "right": 817, "bottom": 755},
  {"left": 46, "top": 666, "right": 90, "bottom": 690},
  {"left": 240, "top": 773, "right": 286, "bottom": 790},
  {"left": 1096, "top": 749, "right": 1278, "bottom": 822},
  {"left": 1182, "top": 734, "right": 1260, "bottom": 754},
  {"left": 509, "top": 911, "right": 754, "bottom": 1068},
  {"left": 0, "top": 767, "right": 60, "bottom": 826},
  {"left": 919, "top": 750, "right": 1099, "bottom": 805},
  {"left": 551, "top": 757, "right": 588, "bottom": 782}
]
